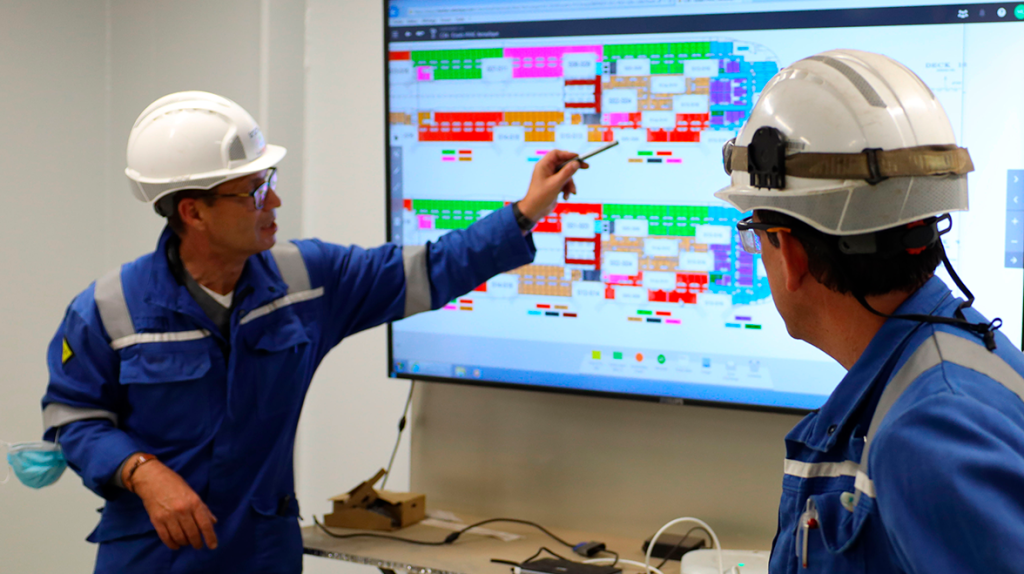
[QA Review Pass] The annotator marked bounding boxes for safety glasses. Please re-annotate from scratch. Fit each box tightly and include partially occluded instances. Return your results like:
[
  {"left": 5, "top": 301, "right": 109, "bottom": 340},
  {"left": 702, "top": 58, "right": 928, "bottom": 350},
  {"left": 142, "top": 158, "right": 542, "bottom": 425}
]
[
  {"left": 736, "top": 216, "right": 791, "bottom": 254},
  {"left": 209, "top": 167, "right": 277, "bottom": 210}
]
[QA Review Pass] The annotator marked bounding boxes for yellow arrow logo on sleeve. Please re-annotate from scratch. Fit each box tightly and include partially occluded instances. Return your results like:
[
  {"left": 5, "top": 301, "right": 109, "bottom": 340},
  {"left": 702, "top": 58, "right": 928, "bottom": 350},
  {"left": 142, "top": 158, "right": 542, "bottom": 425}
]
[{"left": 61, "top": 338, "right": 74, "bottom": 365}]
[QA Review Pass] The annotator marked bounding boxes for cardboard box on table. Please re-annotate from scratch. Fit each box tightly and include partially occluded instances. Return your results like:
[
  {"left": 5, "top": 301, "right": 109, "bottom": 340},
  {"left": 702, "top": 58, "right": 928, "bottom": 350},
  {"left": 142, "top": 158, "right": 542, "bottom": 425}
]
[{"left": 323, "top": 469, "right": 426, "bottom": 531}]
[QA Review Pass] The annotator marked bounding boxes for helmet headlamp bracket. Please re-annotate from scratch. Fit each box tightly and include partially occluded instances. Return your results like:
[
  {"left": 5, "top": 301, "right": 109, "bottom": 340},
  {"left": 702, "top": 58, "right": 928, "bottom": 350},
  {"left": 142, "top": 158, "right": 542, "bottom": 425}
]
[{"left": 748, "top": 127, "right": 786, "bottom": 189}]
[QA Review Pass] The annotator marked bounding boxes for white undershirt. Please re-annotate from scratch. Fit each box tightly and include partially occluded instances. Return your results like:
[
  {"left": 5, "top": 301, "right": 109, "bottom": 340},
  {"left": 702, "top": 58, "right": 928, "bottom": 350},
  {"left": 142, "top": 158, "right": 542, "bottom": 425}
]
[{"left": 198, "top": 283, "right": 233, "bottom": 308}]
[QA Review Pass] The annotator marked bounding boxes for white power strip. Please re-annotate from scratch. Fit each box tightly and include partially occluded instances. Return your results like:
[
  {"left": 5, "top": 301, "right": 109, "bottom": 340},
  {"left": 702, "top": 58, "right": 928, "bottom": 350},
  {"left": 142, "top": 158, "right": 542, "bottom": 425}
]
[{"left": 680, "top": 549, "right": 769, "bottom": 574}]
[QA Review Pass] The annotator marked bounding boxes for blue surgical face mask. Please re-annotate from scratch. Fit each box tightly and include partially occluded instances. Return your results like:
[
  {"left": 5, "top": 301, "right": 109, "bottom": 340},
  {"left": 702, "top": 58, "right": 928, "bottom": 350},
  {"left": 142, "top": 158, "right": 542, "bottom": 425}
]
[{"left": 2, "top": 440, "right": 67, "bottom": 489}]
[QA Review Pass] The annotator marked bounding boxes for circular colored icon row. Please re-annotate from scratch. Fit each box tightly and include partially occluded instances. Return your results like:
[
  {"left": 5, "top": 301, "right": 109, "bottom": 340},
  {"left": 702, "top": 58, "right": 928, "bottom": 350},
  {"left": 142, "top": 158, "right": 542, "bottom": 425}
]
[{"left": 994, "top": 5, "right": 1024, "bottom": 18}]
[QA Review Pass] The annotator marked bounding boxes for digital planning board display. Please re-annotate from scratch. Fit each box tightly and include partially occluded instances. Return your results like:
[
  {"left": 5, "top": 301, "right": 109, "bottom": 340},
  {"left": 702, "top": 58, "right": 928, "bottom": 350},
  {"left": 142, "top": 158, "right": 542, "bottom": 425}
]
[{"left": 385, "top": 0, "right": 1024, "bottom": 411}]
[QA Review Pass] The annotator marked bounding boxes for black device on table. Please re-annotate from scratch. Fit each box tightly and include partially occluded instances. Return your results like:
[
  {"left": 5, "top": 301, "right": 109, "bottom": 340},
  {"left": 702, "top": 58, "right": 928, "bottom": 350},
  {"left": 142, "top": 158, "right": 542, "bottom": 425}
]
[{"left": 519, "top": 558, "right": 622, "bottom": 574}]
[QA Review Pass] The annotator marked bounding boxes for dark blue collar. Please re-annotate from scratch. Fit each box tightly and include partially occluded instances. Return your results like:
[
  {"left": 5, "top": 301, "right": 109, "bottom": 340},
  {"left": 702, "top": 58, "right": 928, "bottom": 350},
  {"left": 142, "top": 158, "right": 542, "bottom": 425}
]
[
  {"left": 801, "top": 276, "right": 956, "bottom": 451},
  {"left": 143, "top": 227, "right": 289, "bottom": 335}
]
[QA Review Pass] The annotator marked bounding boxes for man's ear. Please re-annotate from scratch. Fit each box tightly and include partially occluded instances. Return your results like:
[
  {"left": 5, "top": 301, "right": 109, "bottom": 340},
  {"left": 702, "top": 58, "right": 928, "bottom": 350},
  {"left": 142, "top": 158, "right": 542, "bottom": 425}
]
[
  {"left": 777, "top": 231, "right": 809, "bottom": 293},
  {"left": 178, "top": 197, "right": 207, "bottom": 233}
]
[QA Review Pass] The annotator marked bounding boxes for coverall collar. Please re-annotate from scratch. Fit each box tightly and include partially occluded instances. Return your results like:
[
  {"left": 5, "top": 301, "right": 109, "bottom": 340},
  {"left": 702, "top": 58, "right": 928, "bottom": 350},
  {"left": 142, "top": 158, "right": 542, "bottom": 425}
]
[
  {"left": 799, "top": 276, "right": 955, "bottom": 452},
  {"left": 144, "top": 227, "right": 290, "bottom": 338}
]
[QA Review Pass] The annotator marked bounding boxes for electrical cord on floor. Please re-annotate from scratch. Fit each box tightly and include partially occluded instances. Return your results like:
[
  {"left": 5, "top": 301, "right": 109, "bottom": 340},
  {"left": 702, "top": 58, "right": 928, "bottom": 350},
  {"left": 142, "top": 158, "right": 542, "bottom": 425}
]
[
  {"left": 605, "top": 549, "right": 620, "bottom": 567},
  {"left": 315, "top": 515, "right": 579, "bottom": 549},
  {"left": 380, "top": 381, "right": 415, "bottom": 490},
  {"left": 653, "top": 525, "right": 712, "bottom": 569}
]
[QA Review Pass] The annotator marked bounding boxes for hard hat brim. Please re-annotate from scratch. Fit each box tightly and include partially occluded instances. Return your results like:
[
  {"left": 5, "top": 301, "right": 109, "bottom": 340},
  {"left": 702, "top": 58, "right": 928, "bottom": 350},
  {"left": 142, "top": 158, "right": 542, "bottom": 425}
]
[
  {"left": 715, "top": 174, "right": 968, "bottom": 236},
  {"left": 127, "top": 144, "right": 287, "bottom": 204}
]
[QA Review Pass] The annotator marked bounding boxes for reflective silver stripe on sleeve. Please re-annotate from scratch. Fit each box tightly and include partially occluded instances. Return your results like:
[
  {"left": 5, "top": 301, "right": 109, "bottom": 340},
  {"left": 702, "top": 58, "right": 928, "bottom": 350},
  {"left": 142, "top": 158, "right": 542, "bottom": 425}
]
[
  {"left": 935, "top": 331, "right": 1024, "bottom": 401},
  {"left": 855, "top": 331, "right": 1024, "bottom": 503},
  {"left": 861, "top": 336, "right": 944, "bottom": 463},
  {"left": 784, "top": 459, "right": 859, "bottom": 479},
  {"left": 42, "top": 402, "right": 118, "bottom": 430},
  {"left": 93, "top": 266, "right": 135, "bottom": 341},
  {"left": 270, "top": 241, "right": 311, "bottom": 294},
  {"left": 402, "top": 245, "right": 431, "bottom": 318},
  {"left": 110, "top": 329, "right": 212, "bottom": 351},
  {"left": 239, "top": 288, "right": 325, "bottom": 326}
]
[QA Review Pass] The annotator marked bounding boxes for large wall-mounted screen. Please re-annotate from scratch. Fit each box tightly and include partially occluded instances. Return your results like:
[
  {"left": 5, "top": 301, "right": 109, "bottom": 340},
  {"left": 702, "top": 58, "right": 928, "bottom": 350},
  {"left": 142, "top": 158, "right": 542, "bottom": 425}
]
[{"left": 386, "top": 0, "right": 1024, "bottom": 411}]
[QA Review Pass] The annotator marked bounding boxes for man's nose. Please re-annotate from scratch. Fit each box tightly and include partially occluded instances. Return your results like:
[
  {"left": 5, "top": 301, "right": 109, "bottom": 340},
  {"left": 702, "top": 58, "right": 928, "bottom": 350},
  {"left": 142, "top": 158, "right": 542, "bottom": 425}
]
[{"left": 264, "top": 189, "right": 282, "bottom": 210}]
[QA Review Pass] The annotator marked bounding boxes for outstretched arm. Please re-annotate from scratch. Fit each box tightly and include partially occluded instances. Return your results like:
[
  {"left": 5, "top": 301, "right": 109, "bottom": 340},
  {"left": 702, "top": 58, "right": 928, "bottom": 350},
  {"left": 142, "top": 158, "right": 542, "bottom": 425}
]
[{"left": 305, "top": 149, "right": 588, "bottom": 347}]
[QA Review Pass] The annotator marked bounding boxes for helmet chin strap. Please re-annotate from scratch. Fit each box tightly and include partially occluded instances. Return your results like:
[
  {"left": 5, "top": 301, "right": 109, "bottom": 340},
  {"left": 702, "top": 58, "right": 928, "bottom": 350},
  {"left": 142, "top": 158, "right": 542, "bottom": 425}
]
[{"left": 851, "top": 241, "right": 1002, "bottom": 351}]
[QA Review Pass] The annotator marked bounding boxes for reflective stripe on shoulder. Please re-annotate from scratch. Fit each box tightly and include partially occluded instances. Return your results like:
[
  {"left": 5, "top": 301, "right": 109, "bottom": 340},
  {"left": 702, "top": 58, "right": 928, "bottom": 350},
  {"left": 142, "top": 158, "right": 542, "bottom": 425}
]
[
  {"left": 855, "top": 330, "right": 1024, "bottom": 501},
  {"left": 94, "top": 266, "right": 135, "bottom": 341},
  {"left": 110, "top": 329, "right": 212, "bottom": 351},
  {"left": 42, "top": 403, "right": 118, "bottom": 430},
  {"left": 270, "top": 241, "right": 311, "bottom": 294},
  {"left": 239, "top": 288, "right": 324, "bottom": 325},
  {"left": 93, "top": 266, "right": 213, "bottom": 350},
  {"left": 784, "top": 459, "right": 859, "bottom": 479},
  {"left": 403, "top": 245, "right": 430, "bottom": 318},
  {"left": 232, "top": 242, "right": 323, "bottom": 326}
]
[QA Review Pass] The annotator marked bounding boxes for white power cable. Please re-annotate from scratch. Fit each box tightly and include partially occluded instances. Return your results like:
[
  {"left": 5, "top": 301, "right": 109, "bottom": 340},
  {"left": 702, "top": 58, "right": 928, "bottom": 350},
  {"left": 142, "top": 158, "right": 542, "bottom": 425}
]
[
  {"left": 645, "top": 517, "right": 723, "bottom": 574},
  {"left": 584, "top": 557, "right": 667, "bottom": 574}
]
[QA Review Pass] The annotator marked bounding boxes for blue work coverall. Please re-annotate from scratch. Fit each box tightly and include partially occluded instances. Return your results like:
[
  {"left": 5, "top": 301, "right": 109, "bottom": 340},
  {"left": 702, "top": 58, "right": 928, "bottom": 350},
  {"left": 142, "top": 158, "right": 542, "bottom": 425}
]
[
  {"left": 772, "top": 276, "right": 1024, "bottom": 573},
  {"left": 41, "top": 205, "right": 535, "bottom": 573}
]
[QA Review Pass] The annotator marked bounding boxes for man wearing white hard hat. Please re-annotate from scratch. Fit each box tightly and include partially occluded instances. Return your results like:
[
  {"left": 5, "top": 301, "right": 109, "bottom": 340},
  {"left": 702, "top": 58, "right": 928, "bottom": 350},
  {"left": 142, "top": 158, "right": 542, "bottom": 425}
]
[
  {"left": 38, "top": 91, "right": 586, "bottom": 573},
  {"left": 716, "top": 50, "right": 1024, "bottom": 572}
]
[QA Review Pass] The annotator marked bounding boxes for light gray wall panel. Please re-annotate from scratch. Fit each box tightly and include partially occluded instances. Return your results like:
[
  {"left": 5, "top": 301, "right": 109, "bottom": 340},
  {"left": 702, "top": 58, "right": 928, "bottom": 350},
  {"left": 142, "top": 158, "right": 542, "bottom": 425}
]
[
  {"left": 0, "top": 1, "right": 110, "bottom": 571},
  {"left": 412, "top": 383, "right": 801, "bottom": 549}
]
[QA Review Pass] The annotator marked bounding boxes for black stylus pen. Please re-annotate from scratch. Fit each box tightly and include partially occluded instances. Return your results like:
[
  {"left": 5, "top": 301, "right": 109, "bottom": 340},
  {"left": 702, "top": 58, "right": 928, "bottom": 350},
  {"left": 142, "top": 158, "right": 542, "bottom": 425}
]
[{"left": 556, "top": 140, "right": 619, "bottom": 171}]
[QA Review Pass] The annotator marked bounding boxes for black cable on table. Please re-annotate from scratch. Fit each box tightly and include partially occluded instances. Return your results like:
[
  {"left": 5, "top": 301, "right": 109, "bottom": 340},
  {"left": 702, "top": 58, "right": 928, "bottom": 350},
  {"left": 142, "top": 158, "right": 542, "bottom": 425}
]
[
  {"left": 605, "top": 549, "right": 619, "bottom": 567},
  {"left": 314, "top": 515, "right": 577, "bottom": 549},
  {"left": 654, "top": 525, "right": 713, "bottom": 569},
  {"left": 313, "top": 516, "right": 449, "bottom": 546},
  {"left": 523, "top": 546, "right": 571, "bottom": 563},
  {"left": 450, "top": 518, "right": 576, "bottom": 548}
]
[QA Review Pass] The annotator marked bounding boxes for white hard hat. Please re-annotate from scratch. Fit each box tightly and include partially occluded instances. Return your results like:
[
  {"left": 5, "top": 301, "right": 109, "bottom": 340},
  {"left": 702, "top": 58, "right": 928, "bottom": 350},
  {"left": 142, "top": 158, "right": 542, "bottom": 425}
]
[
  {"left": 715, "top": 49, "right": 973, "bottom": 236},
  {"left": 125, "top": 91, "right": 287, "bottom": 207}
]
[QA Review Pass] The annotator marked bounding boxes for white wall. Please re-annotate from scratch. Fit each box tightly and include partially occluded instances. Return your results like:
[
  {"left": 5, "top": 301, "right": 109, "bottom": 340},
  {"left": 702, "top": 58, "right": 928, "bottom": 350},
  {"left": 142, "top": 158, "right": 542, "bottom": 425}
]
[{"left": 0, "top": 1, "right": 110, "bottom": 570}]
